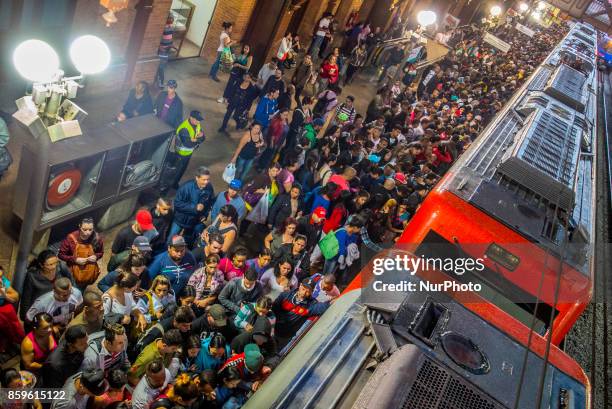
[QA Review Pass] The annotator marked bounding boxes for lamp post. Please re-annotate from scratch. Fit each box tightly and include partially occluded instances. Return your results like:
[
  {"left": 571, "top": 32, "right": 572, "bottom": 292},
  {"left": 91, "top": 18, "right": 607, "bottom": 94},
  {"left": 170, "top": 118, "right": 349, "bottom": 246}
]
[{"left": 12, "top": 37, "right": 110, "bottom": 293}]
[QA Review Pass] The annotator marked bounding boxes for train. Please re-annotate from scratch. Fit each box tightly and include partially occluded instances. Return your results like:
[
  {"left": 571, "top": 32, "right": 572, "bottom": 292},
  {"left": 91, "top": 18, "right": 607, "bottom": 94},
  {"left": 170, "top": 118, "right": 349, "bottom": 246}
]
[{"left": 243, "top": 21, "right": 600, "bottom": 409}]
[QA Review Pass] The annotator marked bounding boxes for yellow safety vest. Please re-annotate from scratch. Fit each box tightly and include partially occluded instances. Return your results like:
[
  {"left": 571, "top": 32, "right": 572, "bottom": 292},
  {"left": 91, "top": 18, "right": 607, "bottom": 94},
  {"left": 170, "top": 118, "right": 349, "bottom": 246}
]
[{"left": 175, "top": 119, "right": 202, "bottom": 156}]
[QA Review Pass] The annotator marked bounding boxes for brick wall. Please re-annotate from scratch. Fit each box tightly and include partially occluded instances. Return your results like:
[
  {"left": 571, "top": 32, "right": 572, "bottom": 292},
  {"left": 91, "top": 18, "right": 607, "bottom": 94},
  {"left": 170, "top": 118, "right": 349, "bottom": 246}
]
[
  {"left": 72, "top": 0, "right": 173, "bottom": 94},
  {"left": 297, "top": 0, "right": 330, "bottom": 46},
  {"left": 71, "top": 0, "right": 138, "bottom": 60},
  {"left": 139, "top": 0, "right": 173, "bottom": 58},
  {"left": 263, "top": 7, "right": 294, "bottom": 63},
  {"left": 201, "top": 0, "right": 258, "bottom": 60}
]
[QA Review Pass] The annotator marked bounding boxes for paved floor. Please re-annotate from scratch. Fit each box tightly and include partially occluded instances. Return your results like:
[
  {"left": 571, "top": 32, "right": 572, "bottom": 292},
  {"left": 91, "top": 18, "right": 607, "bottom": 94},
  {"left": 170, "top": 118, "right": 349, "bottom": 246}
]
[{"left": 1, "top": 57, "right": 379, "bottom": 276}]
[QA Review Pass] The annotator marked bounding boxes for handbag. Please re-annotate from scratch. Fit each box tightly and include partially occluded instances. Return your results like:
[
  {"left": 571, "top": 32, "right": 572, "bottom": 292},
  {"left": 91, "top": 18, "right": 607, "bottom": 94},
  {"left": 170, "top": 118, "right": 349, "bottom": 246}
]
[
  {"left": 318, "top": 229, "right": 342, "bottom": 260},
  {"left": 220, "top": 46, "right": 234, "bottom": 73},
  {"left": 222, "top": 163, "right": 236, "bottom": 183},
  {"left": 245, "top": 189, "right": 269, "bottom": 224}
]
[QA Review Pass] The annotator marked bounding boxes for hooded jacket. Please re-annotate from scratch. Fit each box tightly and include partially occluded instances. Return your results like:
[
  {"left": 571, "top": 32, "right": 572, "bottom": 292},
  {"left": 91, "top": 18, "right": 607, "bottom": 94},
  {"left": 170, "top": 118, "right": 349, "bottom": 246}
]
[
  {"left": 218, "top": 278, "right": 263, "bottom": 314},
  {"left": 195, "top": 336, "right": 231, "bottom": 372}
]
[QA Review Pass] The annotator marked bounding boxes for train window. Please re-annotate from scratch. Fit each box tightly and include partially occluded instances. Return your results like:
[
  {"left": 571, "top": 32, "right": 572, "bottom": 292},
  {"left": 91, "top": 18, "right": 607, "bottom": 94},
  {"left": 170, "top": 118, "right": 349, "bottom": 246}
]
[{"left": 417, "top": 230, "right": 558, "bottom": 335}]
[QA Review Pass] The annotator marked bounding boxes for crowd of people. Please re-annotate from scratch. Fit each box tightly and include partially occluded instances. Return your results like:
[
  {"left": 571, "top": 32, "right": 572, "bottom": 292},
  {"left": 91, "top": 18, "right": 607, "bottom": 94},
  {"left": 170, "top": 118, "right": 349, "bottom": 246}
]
[{"left": 0, "top": 9, "right": 568, "bottom": 409}]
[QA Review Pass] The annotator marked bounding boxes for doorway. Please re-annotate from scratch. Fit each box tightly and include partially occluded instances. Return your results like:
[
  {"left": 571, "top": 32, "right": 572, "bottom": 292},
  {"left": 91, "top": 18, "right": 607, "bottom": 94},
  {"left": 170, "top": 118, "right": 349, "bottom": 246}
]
[
  {"left": 242, "top": 0, "right": 290, "bottom": 72},
  {"left": 169, "top": 0, "right": 218, "bottom": 59}
]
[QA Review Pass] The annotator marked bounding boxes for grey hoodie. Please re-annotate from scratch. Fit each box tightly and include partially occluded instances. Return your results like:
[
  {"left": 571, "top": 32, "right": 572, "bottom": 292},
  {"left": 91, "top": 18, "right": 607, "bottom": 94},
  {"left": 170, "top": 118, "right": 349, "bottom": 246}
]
[{"left": 218, "top": 277, "right": 263, "bottom": 314}]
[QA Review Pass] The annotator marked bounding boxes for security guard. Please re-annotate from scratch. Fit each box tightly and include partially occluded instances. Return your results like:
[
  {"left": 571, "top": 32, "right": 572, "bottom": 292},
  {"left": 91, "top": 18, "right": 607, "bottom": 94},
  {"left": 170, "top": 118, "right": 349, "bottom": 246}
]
[{"left": 171, "top": 110, "right": 205, "bottom": 189}]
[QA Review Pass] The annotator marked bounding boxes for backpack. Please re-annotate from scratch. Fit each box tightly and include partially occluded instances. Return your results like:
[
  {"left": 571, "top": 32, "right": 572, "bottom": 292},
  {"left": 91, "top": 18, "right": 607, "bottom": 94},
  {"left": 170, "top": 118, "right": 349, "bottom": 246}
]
[
  {"left": 319, "top": 228, "right": 344, "bottom": 260},
  {"left": 313, "top": 91, "right": 332, "bottom": 118}
]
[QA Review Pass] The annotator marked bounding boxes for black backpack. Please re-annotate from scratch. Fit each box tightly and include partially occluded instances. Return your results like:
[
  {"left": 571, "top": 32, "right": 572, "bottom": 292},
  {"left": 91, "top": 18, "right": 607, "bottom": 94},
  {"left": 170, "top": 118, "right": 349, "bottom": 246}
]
[{"left": 313, "top": 91, "right": 332, "bottom": 119}]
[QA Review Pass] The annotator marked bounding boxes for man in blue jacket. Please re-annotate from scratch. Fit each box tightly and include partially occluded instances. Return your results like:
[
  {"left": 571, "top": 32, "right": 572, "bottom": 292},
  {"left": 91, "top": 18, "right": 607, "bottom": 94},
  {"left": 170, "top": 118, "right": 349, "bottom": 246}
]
[
  {"left": 272, "top": 277, "right": 330, "bottom": 349},
  {"left": 253, "top": 89, "right": 279, "bottom": 130},
  {"left": 210, "top": 179, "right": 247, "bottom": 222},
  {"left": 169, "top": 166, "right": 215, "bottom": 245},
  {"left": 147, "top": 235, "right": 196, "bottom": 296}
]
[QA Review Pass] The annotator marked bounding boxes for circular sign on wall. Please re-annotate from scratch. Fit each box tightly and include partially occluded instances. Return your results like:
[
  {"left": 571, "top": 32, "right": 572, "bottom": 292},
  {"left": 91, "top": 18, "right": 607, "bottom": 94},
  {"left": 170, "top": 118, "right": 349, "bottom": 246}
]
[{"left": 47, "top": 168, "right": 82, "bottom": 208}]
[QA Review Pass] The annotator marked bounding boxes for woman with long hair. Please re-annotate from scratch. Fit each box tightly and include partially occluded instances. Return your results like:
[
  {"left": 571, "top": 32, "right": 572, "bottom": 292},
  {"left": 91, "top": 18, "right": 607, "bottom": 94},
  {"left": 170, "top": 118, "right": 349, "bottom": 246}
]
[
  {"left": 264, "top": 217, "right": 298, "bottom": 254},
  {"left": 230, "top": 121, "right": 266, "bottom": 182},
  {"left": 204, "top": 204, "right": 238, "bottom": 253},
  {"left": 188, "top": 254, "right": 226, "bottom": 310},
  {"left": 209, "top": 21, "right": 234, "bottom": 82},
  {"left": 103, "top": 271, "right": 147, "bottom": 331},
  {"left": 135, "top": 275, "right": 176, "bottom": 325},
  {"left": 20, "top": 250, "right": 71, "bottom": 322},
  {"left": 259, "top": 256, "right": 297, "bottom": 301},
  {"left": 218, "top": 44, "right": 252, "bottom": 104}
]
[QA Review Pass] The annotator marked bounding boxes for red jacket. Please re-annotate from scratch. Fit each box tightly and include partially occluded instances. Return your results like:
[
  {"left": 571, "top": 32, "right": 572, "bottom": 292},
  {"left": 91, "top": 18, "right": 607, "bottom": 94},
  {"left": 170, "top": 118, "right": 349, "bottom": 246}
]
[
  {"left": 433, "top": 146, "right": 453, "bottom": 167},
  {"left": 319, "top": 63, "right": 339, "bottom": 84}
]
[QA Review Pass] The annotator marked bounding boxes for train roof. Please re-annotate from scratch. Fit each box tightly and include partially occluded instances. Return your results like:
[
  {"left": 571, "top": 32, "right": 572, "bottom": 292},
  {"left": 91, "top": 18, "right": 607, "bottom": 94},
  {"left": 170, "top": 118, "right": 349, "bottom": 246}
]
[
  {"left": 245, "top": 249, "right": 589, "bottom": 409},
  {"left": 440, "top": 23, "right": 599, "bottom": 274}
]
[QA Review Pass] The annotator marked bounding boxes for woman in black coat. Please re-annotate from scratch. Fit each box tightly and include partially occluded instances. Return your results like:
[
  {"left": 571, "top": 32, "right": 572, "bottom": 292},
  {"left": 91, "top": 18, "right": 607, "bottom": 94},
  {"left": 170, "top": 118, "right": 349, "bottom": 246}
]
[
  {"left": 19, "top": 250, "right": 72, "bottom": 322},
  {"left": 267, "top": 183, "right": 303, "bottom": 229}
]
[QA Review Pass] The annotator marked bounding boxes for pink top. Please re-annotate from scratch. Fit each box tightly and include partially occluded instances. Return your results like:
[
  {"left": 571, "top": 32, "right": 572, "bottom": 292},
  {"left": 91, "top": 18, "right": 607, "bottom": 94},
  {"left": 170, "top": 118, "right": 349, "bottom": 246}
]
[
  {"left": 26, "top": 331, "right": 57, "bottom": 364},
  {"left": 218, "top": 258, "right": 247, "bottom": 281}
]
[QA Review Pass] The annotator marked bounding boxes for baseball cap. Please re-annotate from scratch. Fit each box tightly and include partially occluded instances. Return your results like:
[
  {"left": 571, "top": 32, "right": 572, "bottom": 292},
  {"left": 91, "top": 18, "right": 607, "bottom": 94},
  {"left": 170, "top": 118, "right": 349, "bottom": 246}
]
[
  {"left": 252, "top": 318, "right": 272, "bottom": 344},
  {"left": 133, "top": 236, "right": 152, "bottom": 252},
  {"left": 170, "top": 235, "right": 186, "bottom": 248},
  {"left": 166, "top": 79, "right": 177, "bottom": 88},
  {"left": 136, "top": 209, "right": 154, "bottom": 231},
  {"left": 394, "top": 172, "right": 408, "bottom": 185},
  {"left": 80, "top": 368, "right": 108, "bottom": 395},
  {"left": 190, "top": 110, "right": 203, "bottom": 121},
  {"left": 208, "top": 304, "right": 227, "bottom": 326},
  {"left": 229, "top": 179, "right": 242, "bottom": 190},
  {"left": 244, "top": 343, "right": 264, "bottom": 372},
  {"left": 301, "top": 277, "right": 316, "bottom": 291},
  {"left": 312, "top": 206, "right": 327, "bottom": 220}
]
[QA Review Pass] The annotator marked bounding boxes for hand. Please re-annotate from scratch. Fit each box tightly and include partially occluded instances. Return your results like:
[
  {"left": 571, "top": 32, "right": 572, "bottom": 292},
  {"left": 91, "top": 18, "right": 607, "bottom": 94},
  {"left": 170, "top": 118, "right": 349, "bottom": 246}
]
[
  {"left": 252, "top": 381, "right": 261, "bottom": 391},
  {"left": 262, "top": 365, "right": 272, "bottom": 375},
  {"left": 256, "top": 188, "right": 266, "bottom": 194},
  {"left": 87, "top": 255, "right": 97, "bottom": 263},
  {"left": 133, "top": 288, "right": 146, "bottom": 299},
  {"left": 137, "top": 315, "right": 147, "bottom": 331},
  {"left": 196, "top": 203, "right": 205, "bottom": 212},
  {"left": 245, "top": 323, "right": 254, "bottom": 332},
  {"left": 117, "top": 112, "right": 127, "bottom": 122},
  {"left": 156, "top": 310, "right": 164, "bottom": 320},
  {"left": 75, "top": 257, "right": 88, "bottom": 266},
  {"left": 122, "top": 315, "right": 131, "bottom": 325}
]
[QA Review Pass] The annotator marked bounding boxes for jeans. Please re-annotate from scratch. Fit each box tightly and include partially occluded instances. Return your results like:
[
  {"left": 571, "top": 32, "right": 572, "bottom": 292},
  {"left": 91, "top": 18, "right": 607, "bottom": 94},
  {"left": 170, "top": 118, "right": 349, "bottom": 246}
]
[
  {"left": 167, "top": 222, "right": 195, "bottom": 246},
  {"left": 156, "top": 58, "right": 167, "bottom": 85},
  {"left": 323, "top": 256, "right": 338, "bottom": 275},
  {"left": 235, "top": 156, "right": 255, "bottom": 181},
  {"left": 209, "top": 51, "right": 222, "bottom": 79},
  {"left": 309, "top": 35, "right": 325, "bottom": 58},
  {"left": 220, "top": 104, "right": 238, "bottom": 130}
]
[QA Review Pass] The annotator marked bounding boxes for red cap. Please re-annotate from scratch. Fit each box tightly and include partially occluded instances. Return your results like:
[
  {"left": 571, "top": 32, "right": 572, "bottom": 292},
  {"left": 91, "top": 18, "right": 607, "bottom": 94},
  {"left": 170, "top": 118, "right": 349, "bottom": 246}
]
[
  {"left": 394, "top": 172, "right": 408, "bottom": 185},
  {"left": 136, "top": 210, "right": 154, "bottom": 231},
  {"left": 312, "top": 207, "right": 327, "bottom": 220}
]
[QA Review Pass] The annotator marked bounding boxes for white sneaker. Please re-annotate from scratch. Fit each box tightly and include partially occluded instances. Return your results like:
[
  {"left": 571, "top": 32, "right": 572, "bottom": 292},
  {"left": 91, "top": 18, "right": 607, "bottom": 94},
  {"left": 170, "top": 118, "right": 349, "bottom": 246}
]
[{"left": 217, "top": 97, "right": 225, "bottom": 103}]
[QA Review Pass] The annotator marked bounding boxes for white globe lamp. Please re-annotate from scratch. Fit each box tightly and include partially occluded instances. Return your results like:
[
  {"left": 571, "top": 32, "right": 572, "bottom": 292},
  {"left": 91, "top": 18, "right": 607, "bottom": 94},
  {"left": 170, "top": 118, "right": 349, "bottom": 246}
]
[
  {"left": 13, "top": 40, "right": 60, "bottom": 83},
  {"left": 490, "top": 6, "right": 502, "bottom": 17},
  {"left": 70, "top": 35, "right": 111, "bottom": 75},
  {"left": 417, "top": 10, "right": 437, "bottom": 27}
]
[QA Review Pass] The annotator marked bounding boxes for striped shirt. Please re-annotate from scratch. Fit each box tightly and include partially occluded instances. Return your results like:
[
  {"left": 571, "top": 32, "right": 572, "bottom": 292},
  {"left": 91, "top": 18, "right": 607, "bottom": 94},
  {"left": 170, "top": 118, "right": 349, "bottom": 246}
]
[{"left": 335, "top": 103, "right": 357, "bottom": 123}]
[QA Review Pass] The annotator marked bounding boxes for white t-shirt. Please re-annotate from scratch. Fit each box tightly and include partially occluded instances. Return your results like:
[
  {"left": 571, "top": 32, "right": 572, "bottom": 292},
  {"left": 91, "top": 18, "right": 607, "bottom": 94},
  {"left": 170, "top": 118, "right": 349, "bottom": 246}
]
[
  {"left": 316, "top": 17, "right": 331, "bottom": 37},
  {"left": 102, "top": 291, "right": 137, "bottom": 316},
  {"left": 26, "top": 288, "right": 83, "bottom": 326},
  {"left": 218, "top": 32, "right": 230, "bottom": 52}
]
